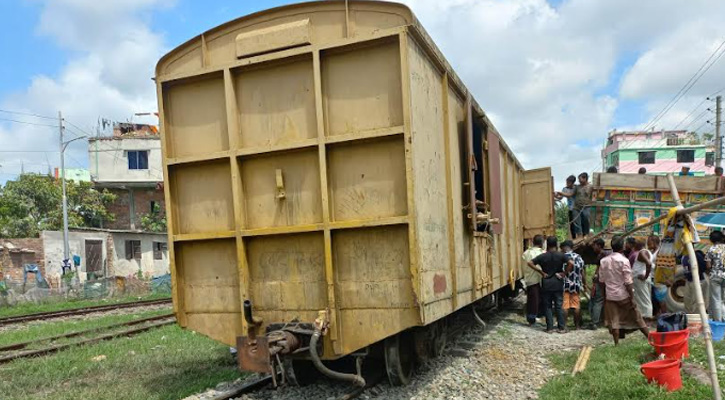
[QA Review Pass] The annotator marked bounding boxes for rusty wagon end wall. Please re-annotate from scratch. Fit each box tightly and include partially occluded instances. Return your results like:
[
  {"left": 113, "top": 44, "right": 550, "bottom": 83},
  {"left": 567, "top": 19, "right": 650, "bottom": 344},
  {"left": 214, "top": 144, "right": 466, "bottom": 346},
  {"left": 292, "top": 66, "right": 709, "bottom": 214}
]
[{"left": 155, "top": 0, "right": 553, "bottom": 359}]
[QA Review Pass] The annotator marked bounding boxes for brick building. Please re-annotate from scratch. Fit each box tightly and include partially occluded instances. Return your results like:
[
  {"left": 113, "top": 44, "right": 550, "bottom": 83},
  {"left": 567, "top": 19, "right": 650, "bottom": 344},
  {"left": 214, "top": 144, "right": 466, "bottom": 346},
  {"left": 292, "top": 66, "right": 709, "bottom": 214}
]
[
  {"left": 0, "top": 238, "right": 45, "bottom": 282},
  {"left": 88, "top": 123, "right": 165, "bottom": 230}
]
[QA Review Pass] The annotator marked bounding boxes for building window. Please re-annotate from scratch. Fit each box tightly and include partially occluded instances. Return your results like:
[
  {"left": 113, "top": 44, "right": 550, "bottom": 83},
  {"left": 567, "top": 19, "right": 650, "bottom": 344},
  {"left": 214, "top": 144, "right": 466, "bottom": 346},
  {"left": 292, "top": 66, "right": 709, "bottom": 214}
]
[
  {"left": 128, "top": 150, "right": 149, "bottom": 170},
  {"left": 706, "top": 152, "right": 715, "bottom": 167},
  {"left": 153, "top": 242, "right": 167, "bottom": 260},
  {"left": 676, "top": 150, "right": 695, "bottom": 163},
  {"left": 125, "top": 240, "right": 142, "bottom": 261},
  {"left": 150, "top": 200, "right": 157, "bottom": 213},
  {"left": 610, "top": 153, "right": 619, "bottom": 168},
  {"left": 638, "top": 151, "right": 656, "bottom": 164}
]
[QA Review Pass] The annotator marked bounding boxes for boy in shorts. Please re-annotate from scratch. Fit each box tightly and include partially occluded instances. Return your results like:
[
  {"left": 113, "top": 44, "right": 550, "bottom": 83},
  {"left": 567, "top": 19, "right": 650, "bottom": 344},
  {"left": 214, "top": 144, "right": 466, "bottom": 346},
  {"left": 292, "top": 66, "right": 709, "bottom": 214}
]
[{"left": 561, "top": 240, "right": 586, "bottom": 329}]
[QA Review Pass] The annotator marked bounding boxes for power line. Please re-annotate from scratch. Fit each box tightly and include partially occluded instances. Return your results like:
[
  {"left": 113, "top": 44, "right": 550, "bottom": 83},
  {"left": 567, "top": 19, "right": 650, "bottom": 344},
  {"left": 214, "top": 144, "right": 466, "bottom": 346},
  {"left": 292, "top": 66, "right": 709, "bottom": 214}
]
[
  {"left": 711, "top": 87, "right": 725, "bottom": 97},
  {"left": 0, "top": 117, "right": 58, "bottom": 128},
  {"left": 0, "top": 150, "right": 58, "bottom": 153},
  {"left": 693, "top": 120, "right": 711, "bottom": 133},
  {"left": 0, "top": 108, "right": 56, "bottom": 120},
  {"left": 64, "top": 119, "right": 94, "bottom": 137},
  {"left": 673, "top": 98, "right": 708, "bottom": 129},
  {"left": 683, "top": 109, "right": 710, "bottom": 131},
  {"left": 643, "top": 37, "right": 725, "bottom": 132}
]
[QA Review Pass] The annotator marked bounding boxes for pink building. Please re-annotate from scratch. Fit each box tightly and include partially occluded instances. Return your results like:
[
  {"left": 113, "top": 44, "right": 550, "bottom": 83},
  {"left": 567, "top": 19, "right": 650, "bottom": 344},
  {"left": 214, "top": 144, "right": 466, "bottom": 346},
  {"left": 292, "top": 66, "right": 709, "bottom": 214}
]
[{"left": 601, "top": 130, "right": 716, "bottom": 175}]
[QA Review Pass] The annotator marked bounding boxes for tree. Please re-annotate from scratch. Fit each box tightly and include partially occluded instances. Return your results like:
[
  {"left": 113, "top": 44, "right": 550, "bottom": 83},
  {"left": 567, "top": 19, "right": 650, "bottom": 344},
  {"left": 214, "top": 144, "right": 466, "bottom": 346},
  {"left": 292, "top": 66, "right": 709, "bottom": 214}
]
[
  {"left": 0, "top": 174, "right": 116, "bottom": 238},
  {"left": 139, "top": 203, "right": 167, "bottom": 233},
  {"left": 554, "top": 200, "right": 570, "bottom": 242}
]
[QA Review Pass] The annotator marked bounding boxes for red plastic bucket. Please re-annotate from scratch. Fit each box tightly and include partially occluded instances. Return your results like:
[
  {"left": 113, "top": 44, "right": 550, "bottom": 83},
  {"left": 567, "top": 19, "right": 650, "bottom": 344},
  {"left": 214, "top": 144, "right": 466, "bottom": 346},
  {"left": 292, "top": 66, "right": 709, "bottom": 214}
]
[
  {"left": 648, "top": 329, "right": 690, "bottom": 359},
  {"left": 640, "top": 359, "right": 682, "bottom": 391}
]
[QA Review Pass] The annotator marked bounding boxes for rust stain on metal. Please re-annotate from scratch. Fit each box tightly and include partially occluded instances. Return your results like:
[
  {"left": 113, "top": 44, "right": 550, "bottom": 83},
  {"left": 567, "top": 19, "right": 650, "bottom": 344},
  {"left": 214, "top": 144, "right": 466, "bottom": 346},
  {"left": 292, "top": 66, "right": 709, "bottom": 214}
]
[
  {"left": 433, "top": 273, "right": 447, "bottom": 294},
  {"left": 237, "top": 336, "right": 272, "bottom": 374}
]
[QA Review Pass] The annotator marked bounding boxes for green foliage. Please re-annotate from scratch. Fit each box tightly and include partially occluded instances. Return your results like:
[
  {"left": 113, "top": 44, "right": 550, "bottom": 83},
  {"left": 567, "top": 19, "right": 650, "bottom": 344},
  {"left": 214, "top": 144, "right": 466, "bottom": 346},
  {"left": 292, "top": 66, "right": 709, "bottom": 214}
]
[
  {"left": 139, "top": 203, "right": 166, "bottom": 233},
  {"left": 554, "top": 201, "right": 570, "bottom": 242},
  {"left": 0, "top": 173, "right": 116, "bottom": 238}
]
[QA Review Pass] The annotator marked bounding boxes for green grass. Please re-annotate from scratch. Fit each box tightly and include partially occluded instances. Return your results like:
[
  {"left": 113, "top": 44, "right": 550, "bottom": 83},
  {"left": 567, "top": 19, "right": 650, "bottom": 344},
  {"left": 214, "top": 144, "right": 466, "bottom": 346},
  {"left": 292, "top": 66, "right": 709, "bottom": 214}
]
[
  {"left": 0, "top": 323, "right": 240, "bottom": 400},
  {"left": 0, "top": 308, "right": 172, "bottom": 348},
  {"left": 0, "top": 292, "right": 170, "bottom": 319},
  {"left": 540, "top": 336, "right": 723, "bottom": 400}
]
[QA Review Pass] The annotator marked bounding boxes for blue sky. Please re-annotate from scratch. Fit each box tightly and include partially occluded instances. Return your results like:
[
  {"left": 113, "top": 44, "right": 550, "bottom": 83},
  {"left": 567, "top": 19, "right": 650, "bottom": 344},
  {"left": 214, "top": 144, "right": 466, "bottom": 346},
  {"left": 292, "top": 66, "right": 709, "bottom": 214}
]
[{"left": 1, "top": 0, "right": 723, "bottom": 185}]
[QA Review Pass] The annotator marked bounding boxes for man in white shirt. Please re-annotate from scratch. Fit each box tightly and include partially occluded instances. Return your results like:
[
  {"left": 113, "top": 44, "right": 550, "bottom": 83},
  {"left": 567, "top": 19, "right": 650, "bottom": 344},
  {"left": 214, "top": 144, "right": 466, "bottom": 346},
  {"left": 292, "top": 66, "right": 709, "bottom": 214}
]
[{"left": 522, "top": 235, "right": 546, "bottom": 325}]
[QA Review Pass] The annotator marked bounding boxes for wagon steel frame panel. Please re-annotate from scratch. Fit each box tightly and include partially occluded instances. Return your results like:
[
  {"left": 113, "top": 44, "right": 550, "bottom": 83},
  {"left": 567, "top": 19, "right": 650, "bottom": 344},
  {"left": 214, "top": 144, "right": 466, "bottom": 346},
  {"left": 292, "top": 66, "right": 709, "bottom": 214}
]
[{"left": 156, "top": 0, "right": 554, "bottom": 362}]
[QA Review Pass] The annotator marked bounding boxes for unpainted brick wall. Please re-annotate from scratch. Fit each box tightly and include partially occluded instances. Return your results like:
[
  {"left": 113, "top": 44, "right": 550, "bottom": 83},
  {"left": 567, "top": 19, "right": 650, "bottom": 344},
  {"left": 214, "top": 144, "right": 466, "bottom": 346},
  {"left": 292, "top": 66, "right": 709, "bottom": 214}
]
[
  {"left": 0, "top": 238, "right": 45, "bottom": 282},
  {"left": 105, "top": 188, "right": 165, "bottom": 230}
]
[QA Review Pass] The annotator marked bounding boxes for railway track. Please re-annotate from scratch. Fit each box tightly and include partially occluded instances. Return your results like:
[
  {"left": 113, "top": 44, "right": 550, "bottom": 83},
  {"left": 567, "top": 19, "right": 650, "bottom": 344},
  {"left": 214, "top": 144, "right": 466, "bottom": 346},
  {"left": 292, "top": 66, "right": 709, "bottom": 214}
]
[
  {"left": 207, "top": 372, "right": 384, "bottom": 400},
  {"left": 0, "top": 298, "right": 172, "bottom": 326},
  {"left": 0, "top": 313, "right": 176, "bottom": 364},
  {"left": 194, "top": 296, "right": 508, "bottom": 400}
]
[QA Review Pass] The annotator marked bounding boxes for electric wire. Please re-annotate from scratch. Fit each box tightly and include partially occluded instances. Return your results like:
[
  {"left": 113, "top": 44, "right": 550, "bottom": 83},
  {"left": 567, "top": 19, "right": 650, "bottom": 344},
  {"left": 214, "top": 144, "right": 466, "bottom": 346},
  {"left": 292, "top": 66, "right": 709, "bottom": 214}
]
[{"left": 642, "top": 37, "right": 725, "bottom": 132}]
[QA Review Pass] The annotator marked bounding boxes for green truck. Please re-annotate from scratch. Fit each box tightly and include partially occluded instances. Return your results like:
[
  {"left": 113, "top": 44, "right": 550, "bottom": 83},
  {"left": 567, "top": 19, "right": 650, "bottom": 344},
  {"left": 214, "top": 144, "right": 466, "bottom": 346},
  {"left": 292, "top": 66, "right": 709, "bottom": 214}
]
[{"left": 588, "top": 172, "right": 724, "bottom": 312}]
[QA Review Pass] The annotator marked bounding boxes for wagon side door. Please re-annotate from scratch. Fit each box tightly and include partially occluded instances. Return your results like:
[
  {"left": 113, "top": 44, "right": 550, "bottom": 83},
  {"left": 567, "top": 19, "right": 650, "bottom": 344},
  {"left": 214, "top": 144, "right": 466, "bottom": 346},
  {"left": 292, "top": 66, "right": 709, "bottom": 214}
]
[{"left": 521, "top": 168, "right": 555, "bottom": 238}]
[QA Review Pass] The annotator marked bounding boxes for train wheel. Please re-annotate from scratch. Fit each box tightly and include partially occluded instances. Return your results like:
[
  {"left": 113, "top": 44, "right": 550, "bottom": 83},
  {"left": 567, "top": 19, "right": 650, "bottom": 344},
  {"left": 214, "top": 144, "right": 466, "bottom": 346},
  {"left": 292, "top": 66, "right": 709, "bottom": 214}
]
[
  {"left": 283, "top": 359, "right": 320, "bottom": 386},
  {"left": 384, "top": 331, "right": 416, "bottom": 386},
  {"left": 430, "top": 320, "right": 447, "bottom": 358},
  {"left": 413, "top": 320, "right": 447, "bottom": 361}
]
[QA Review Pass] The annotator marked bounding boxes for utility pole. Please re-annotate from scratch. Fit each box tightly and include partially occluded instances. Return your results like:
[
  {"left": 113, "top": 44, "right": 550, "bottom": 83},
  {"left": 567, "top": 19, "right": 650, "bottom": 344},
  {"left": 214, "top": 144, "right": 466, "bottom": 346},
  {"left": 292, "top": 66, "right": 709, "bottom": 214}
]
[
  {"left": 59, "top": 111, "right": 70, "bottom": 263},
  {"left": 58, "top": 111, "right": 87, "bottom": 267},
  {"left": 716, "top": 95, "right": 722, "bottom": 168}
]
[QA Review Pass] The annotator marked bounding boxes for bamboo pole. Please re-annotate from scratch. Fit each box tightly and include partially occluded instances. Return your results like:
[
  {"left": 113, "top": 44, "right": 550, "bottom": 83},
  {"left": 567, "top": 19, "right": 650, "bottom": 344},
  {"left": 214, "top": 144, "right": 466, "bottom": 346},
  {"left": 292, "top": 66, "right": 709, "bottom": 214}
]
[
  {"left": 572, "top": 346, "right": 592, "bottom": 376},
  {"left": 616, "top": 195, "right": 725, "bottom": 239},
  {"left": 572, "top": 346, "right": 586, "bottom": 376},
  {"left": 578, "top": 346, "right": 592, "bottom": 374},
  {"left": 666, "top": 173, "right": 722, "bottom": 400}
]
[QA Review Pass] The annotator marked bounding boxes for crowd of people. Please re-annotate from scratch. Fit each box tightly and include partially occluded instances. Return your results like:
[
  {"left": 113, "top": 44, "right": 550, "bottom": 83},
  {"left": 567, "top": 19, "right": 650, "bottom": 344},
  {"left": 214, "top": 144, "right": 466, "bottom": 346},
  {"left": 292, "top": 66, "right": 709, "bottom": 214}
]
[{"left": 522, "top": 230, "right": 725, "bottom": 344}]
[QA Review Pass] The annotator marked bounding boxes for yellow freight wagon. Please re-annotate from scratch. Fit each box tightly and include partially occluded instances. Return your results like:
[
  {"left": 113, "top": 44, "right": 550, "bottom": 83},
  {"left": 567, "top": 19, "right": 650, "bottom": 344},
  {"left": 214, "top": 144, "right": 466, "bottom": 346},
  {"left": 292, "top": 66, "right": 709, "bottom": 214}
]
[{"left": 155, "top": 0, "right": 554, "bottom": 386}]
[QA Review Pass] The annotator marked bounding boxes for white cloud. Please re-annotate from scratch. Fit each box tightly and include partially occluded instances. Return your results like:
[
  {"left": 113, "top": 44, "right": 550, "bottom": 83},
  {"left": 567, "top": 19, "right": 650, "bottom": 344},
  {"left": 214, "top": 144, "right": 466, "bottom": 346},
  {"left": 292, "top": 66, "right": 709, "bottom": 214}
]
[
  {"left": 2, "top": 0, "right": 725, "bottom": 188},
  {"left": 0, "top": 0, "right": 172, "bottom": 180},
  {"left": 399, "top": 0, "right": 725, "bottom": 187}
]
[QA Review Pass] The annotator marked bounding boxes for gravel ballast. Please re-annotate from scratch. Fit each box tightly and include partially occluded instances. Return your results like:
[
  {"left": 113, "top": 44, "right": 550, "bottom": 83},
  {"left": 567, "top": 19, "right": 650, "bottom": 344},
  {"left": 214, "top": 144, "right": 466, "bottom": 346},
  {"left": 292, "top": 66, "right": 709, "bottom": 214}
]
[{"left": 186, "top": 298, "right": 609, "bottom": 400}]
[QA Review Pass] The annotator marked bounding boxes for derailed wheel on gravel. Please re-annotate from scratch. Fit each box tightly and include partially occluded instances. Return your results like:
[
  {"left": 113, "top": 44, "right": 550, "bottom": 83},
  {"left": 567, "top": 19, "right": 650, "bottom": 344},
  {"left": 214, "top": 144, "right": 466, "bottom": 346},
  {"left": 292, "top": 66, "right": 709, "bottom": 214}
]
[
  {"left": 384, "top": 331, "right": 416, "bottom": 386},
  {"left": 430, "top": 320, "right": 447, "bottom": 357}
]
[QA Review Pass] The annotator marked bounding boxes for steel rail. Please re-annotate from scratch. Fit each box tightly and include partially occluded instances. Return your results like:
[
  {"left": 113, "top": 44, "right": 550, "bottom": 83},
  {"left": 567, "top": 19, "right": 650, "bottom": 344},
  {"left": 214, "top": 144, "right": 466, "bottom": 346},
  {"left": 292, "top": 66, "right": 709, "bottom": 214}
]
[
  {"left": 0, "top": 317, "right": 175, "bottom": 364},
  {"left": 0, "top": 313, "right": 174, "bottom": 352},
  {"left": 0, "top": 298, "right": 172, "bottom": 325}
]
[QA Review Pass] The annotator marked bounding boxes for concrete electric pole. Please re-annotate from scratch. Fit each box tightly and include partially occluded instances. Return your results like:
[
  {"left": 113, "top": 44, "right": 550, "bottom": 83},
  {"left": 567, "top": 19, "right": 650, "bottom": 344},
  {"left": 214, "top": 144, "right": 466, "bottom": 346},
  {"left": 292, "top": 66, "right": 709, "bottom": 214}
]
[
  {"left": 716, "top": 95, "right": 722, "bottom": 168},
  {"left": 58, "top": 111, "right": 86, "bottom": 267},
  {"left": 59, "top": 111, "right": 69, "bottom": 263}
]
